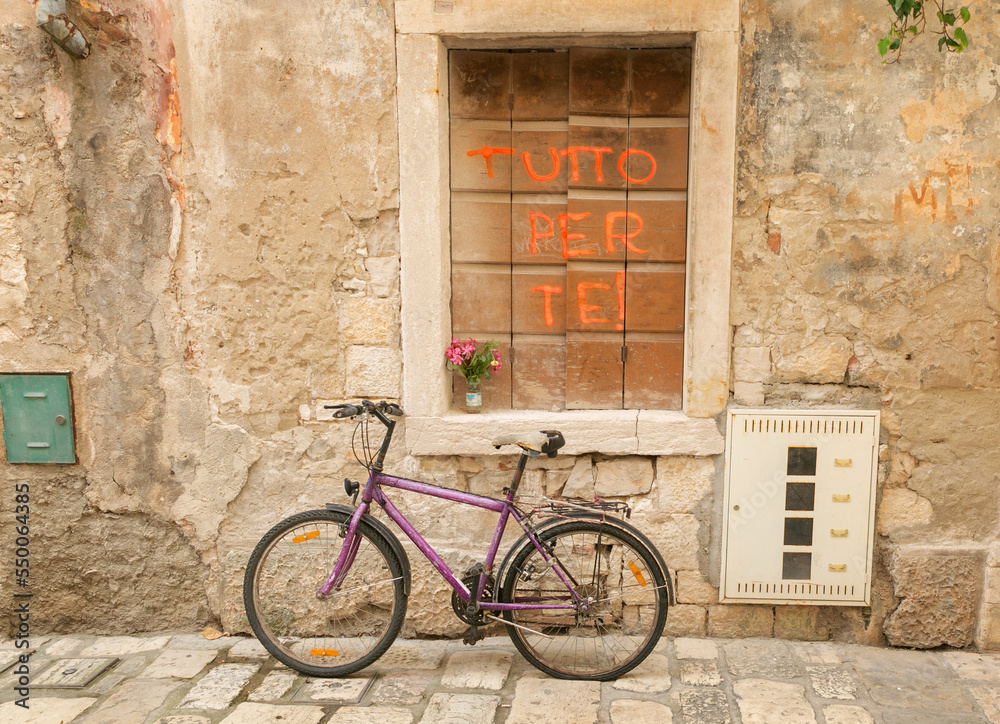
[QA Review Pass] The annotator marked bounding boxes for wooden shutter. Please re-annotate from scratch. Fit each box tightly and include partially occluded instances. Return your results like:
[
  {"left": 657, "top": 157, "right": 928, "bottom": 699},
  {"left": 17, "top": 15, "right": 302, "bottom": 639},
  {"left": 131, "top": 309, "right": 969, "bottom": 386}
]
[
  {"left": 450, "top": 47, "right": 690, "bottom": 411},
  {"left": 450, "top": 51, "right": 513, "bottom": 411}
]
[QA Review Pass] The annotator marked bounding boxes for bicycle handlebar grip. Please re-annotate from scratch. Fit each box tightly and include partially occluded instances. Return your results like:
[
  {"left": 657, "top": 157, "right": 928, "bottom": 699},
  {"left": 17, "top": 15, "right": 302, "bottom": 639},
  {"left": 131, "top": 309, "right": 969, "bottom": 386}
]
[
  {"left": 325, "top": 404, "right": 363, "bottom": 419},
  {"left": 384, "top": 403, "right": 404, "bottom": 416}
]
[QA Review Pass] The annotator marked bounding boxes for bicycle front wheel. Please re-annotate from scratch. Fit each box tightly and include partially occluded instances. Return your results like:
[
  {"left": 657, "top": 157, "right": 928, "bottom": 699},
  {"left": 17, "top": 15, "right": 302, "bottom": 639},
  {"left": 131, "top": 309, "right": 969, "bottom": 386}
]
[
  {"left": 498, "top": 520, "right": 667, "bottom": 680},
  {"left": 243, "top": 509, "right": 407, "bottom": 677}
]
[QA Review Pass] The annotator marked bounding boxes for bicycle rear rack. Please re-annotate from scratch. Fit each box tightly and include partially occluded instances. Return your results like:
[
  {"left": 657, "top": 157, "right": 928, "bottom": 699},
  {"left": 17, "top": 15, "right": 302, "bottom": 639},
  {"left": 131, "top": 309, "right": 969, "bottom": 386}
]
[{"left": 526, "top": 496, "right": 632, "bottom": 522}]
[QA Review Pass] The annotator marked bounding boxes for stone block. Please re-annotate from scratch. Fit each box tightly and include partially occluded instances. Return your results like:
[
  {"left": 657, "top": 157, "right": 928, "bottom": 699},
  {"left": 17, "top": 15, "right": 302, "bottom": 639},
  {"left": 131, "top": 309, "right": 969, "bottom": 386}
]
[
  {"left": 680, "top": 690, "right": 731, "bottom": 724},
  {"left": 143, "top": 649, "right": 217, "bottom": 679},
  {"left": 80, "top": 636, "right": 171, "bottom": 656},
  {"left": 663, "top": 604, "right": 707, "bottom": 637},
  {"left": 977, "top": 604, "right": 1000, "bottom": 651},
  {"left": 441, "top": 650, "right": 513, "bottom": 690},
  {"left": 630, "top": 512, "right": 701, "bottom": 571},
  {"left": 505, "top": 678, "right": 599, "bottom": 724},
  {"left": 733, "top": 346, "right": 771, "bottom": 382},
  {"left": 876, "top": 487, "right": 933, "bottom": 537},
  {"left": 774, "top": 606, "right": 829, "bottom": 641},
  {"left": 220, "top": 703, "right": 326, "bottom": 724},
  {"left": 610, "top": 700, "right": 673, "bottom": 724},
  {"left": 248, "top": 670, "right": 298, "bottom": 702},
  {"left": 883, "top": 550, "right": 984, "bottom": 648},
  {"left": 676, "top": 569, "right": 719, "bottom": 604},
  {"left": 674, "top": 637, "right": 717, "bottom": 660},
  {"left": 775, "top": 335, "right": 853, "bottom": 384},
  {"left": 733, "top": 381, "right": 765, "bottom": 405},
  {"left": 680, "top": 660, "right": 722, "bottom": 686},
  {"left": 370, "top": 672, "right": 430, "bottom": 705},
  {"left": 419, "top": 694, "right": 499, "bottom": 724},
  {"left": 723, "top": 638, "right": 798, "bottom": 678},
  {"left": 366, "top": 256, "right": 399, "bottom": 298},
  {"left": 707, "top": 604, "right": 773, "bottom": 638},
  {"left": 0, "top": 698, "right": 97, "bottom": 724},
  {"left": 655, "top": 456, "right": 715, "bottom": 513},
  {"left": 636, "top": 411, "right": 726, "bottom": 455},
  {"left": 179, "top": 663, "right": 259, "bottom": 710},
  {"left": 806, "top": 666, "right": 857, "bottom": 700},
  {"left": 562, "top": 456, "right": 595, "bottom": 498},
  {"left": 734, "top": 679, "right": 816, "bottom": 724},
  {"left": 822, "top": 706, "right": 873, "bottom": 724},
  {"left": 85, "top": 679, "right": 182, "bottom": 724},
  {"left": 338, "top": 297, "right": 398, "bottom": 345},
  {"left": 611, "top": 653, "right": 671, "bottom": 692},
  {"left": 345, "top": 346, "right": 401, "bottom": 398},
  {"left": 595, "top": 457, "right": 654, "bottom": 496}
]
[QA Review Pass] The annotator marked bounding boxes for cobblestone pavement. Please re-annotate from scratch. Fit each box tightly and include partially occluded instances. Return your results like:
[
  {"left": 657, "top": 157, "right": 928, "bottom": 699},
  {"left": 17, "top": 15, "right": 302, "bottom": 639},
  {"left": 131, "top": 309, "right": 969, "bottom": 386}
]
[{"left": 2, "top": 633, "right": 999, "bottom": 723}]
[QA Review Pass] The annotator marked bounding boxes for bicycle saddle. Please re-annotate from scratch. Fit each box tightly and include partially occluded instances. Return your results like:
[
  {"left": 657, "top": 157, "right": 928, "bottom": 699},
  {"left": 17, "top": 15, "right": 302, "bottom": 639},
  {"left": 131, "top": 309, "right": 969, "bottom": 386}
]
[{"left": 491, "top": 430, "right": 565, "bottom": 458}]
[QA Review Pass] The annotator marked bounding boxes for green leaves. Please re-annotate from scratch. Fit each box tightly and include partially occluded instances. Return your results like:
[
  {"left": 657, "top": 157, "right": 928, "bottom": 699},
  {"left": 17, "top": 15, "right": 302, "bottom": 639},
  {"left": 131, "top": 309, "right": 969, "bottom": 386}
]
[{"left": 879, "top": 1, "right": 973, "bottom": 62}]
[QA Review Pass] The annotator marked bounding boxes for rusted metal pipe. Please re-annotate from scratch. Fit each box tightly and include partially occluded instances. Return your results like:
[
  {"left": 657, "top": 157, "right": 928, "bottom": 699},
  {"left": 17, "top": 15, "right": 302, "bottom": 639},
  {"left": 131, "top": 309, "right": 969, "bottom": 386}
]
[{"left": 36, "top": 0, "right": 91, "bottom": 59}]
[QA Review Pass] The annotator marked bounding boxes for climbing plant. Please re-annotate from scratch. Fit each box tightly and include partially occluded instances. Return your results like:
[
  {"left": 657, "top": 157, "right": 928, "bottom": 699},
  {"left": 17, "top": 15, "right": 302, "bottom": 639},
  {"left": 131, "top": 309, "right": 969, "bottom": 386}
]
[{"left": 878, "top": 1, "right": 972, "bottom": 62}]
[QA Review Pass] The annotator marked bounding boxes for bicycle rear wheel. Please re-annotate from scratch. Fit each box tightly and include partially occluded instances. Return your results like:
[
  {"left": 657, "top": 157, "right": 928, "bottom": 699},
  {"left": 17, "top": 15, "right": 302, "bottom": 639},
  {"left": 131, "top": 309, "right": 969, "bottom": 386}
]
[
  {"left": 243, "top": 509, "right": 407, "bottom": 677},
  {"left": 498, "top": 519, "right": 667, "bottom": 680}
]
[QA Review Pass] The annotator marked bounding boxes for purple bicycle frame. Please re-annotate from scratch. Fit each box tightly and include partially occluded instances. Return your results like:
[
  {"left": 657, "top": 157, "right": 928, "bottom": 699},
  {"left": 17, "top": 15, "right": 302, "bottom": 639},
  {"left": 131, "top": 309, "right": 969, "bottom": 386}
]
[{"left": 319, "top": 466, "right": 582, "bottom": 613}]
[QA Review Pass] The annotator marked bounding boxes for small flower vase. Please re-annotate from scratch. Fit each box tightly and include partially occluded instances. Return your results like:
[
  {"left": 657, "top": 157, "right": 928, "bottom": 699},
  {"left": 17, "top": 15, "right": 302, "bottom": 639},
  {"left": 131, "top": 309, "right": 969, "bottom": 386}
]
[{"left": 465, "top": 379, "right": 483, "bottom": 412}]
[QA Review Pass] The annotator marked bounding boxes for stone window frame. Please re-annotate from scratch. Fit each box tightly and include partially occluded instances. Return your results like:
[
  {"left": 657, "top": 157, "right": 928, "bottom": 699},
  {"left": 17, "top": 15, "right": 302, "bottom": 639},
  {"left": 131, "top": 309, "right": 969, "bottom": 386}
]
[{"left": 395, "top": 2, "right": 738, "bottom": 457}]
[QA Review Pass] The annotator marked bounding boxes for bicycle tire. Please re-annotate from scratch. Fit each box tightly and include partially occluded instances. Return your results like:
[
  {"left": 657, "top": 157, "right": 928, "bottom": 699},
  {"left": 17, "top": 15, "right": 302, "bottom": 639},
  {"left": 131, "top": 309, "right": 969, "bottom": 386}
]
[
  {"left": 495, "top": 513, "right": 674, "bottom": 606},
  {"left": 243, "top": 509, "right": 407, "bottom": 677},
  {"left": 498, "top": 519, "right": 667, "bottom": 680}
]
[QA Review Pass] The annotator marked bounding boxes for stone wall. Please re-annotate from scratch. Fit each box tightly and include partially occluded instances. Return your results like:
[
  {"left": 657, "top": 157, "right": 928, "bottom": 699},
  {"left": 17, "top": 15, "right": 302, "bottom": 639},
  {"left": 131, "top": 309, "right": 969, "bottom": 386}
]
[
  {"left": 736, "top": 0, "right": 1000, "bottom": 648},
  {"left": 0, "top": 0, "right": 997, "bottom": 649}
]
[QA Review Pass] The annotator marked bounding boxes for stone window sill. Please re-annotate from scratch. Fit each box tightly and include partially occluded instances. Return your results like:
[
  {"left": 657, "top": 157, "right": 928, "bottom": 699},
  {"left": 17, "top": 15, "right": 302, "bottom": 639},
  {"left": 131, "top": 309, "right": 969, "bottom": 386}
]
[{"left": 403, "top": 409, "right": 724, "bottom": 457}]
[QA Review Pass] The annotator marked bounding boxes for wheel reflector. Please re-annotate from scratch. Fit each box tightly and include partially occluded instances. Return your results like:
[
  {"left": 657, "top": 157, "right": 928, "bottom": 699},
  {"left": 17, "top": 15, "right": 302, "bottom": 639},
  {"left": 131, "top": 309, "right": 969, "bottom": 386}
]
[
  {"left": 309, "top": 649, "right": 339, "bottom": 657},
  {"left": 628, "top": 560, "right": 647, "bottom": 587},
  {"left": 292, "top": 531, "right": 320, "bottom": 544}
]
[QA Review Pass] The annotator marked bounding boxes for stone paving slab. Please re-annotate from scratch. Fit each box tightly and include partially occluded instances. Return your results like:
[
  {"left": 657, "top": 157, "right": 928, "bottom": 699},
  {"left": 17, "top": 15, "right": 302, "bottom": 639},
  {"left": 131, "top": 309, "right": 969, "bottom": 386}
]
[
  {"left": 609, "top": 699, "right": 673, "bottom": 724},
  {"left": 441, "top": 649, "right": 513, "bottom": 690},
  {"left": 806, "top": 665, "right": 857, "bottom": 700},
  {"left": 823, "top": 704, "right": 875, "bottom": 724},
  {"left": 611, "top": 653, "right": 671, "bottom": 693},
  {"left": 80, "top": 635, "right": 171, "bottom": 656},
  {"left": 0, "top": 696, "right": 96, "bottom": 723},
  {"left": 247, "top": 669, "right": 299, "bottom": 702},
  {"left": 32, "top": 657, "right": 117, "bottom": 688},
  {"left": 724, "top": 638, "right": 800, "bottom": 679},
  {"left": 674, "top": 637, "right": 718, "bottom": 660},
  {"left": 81, "top": 678, "right": 181, "bottom": 724},
  {"left": 680, "top": 658, "right": 722, "bottom": 686},
  {"left": 178, "top": 663, "right": 259, "bottom": 711},
  {"left": 679, "top": 689, "right": 733, "bottom": 724},
  {"left": 219, "top": 702, "right": 326, "bottom": 724},
  {"left": 734, "top": 678, "right": 817, "bottom": 724},
  {"left": 506, "top": 677, "right": 600, "bottom": 724},
  {"left": 418, "top": 692, "right": 499, "bottom": 724},
  {"left": 329, "top": 705, "right": 414, "bottom": 724},
  {"left": 4, "top": 632, "right": 1000, "bottom": 724},
  {"left": 144, "top": 650, "right": 218, "bottom": 679},
  {"left": 293, "top": 675, "right": 375, "bottom": 704},
  {"left": 370, "top": 671, "right": 431, "bottom": 705}
]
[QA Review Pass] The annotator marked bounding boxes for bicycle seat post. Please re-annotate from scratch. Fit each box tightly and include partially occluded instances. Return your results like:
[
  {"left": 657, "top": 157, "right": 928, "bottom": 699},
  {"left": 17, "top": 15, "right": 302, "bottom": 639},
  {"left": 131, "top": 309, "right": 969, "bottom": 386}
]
[{"left": 503, "top": 452, "right": 530, "bottom": 501}]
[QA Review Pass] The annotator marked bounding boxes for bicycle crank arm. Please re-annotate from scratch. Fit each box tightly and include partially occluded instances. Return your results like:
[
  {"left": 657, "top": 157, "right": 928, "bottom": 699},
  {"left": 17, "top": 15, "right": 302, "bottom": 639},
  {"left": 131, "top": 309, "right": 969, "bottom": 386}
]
[{"left": 483, "top": 613, "right": 555, "bottom": 639}]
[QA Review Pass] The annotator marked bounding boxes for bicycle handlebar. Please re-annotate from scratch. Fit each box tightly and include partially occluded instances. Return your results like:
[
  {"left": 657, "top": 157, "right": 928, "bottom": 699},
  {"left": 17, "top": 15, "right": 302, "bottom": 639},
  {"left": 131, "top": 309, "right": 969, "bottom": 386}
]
[{"left": 323, "top": 400, "right": 404, "bottom": 421}]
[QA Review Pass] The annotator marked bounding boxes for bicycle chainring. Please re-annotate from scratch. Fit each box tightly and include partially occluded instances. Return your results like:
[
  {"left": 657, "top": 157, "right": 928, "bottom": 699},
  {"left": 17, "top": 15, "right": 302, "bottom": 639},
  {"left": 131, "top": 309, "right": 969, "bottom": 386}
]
[{"left": 451, "top": 573, "right": 495, "bottom": 626}]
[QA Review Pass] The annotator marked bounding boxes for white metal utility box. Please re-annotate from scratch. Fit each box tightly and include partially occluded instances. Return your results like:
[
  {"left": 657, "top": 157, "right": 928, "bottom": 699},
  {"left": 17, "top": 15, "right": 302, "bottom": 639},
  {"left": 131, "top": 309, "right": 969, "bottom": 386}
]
[{"left": 720, "top": 409, "right": 880, "bottom": 606}]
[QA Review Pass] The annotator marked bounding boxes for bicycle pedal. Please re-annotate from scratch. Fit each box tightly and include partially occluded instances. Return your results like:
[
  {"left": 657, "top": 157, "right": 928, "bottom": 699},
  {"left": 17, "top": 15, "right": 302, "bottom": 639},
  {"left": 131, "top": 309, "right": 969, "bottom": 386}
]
[{"left": 463, "top": 626, "right": 486, "bottom": 646}]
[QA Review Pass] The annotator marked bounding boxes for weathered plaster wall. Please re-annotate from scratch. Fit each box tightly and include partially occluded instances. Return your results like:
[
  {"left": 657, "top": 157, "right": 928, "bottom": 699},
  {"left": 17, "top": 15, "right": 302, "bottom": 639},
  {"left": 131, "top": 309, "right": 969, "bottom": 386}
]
[
  {"left": 1, "top": 0, "right": 997, "bottom": 650},
  {"left": 736, "top": 0, "right": 1000, "bottom": 648},
  {"left": 0, "top": 0, "right": 211, "bottom": 631}
]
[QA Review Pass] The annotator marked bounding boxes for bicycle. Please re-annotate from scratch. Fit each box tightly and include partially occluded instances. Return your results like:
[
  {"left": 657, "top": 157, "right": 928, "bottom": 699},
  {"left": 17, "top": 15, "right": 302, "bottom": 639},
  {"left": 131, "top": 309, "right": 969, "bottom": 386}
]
[{"left": 243, "top": 399, "right": 673, "bottom": 681}]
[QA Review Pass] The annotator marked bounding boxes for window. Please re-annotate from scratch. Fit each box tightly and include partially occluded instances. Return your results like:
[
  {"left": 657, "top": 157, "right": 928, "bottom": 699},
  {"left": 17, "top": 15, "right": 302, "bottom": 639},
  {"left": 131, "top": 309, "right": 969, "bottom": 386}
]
[
  {"left": 394, "top": 13, "right": 737, "bottom": 454},
  {"left": 449, "top": 48, "right": 691, "bottom": 412}
]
